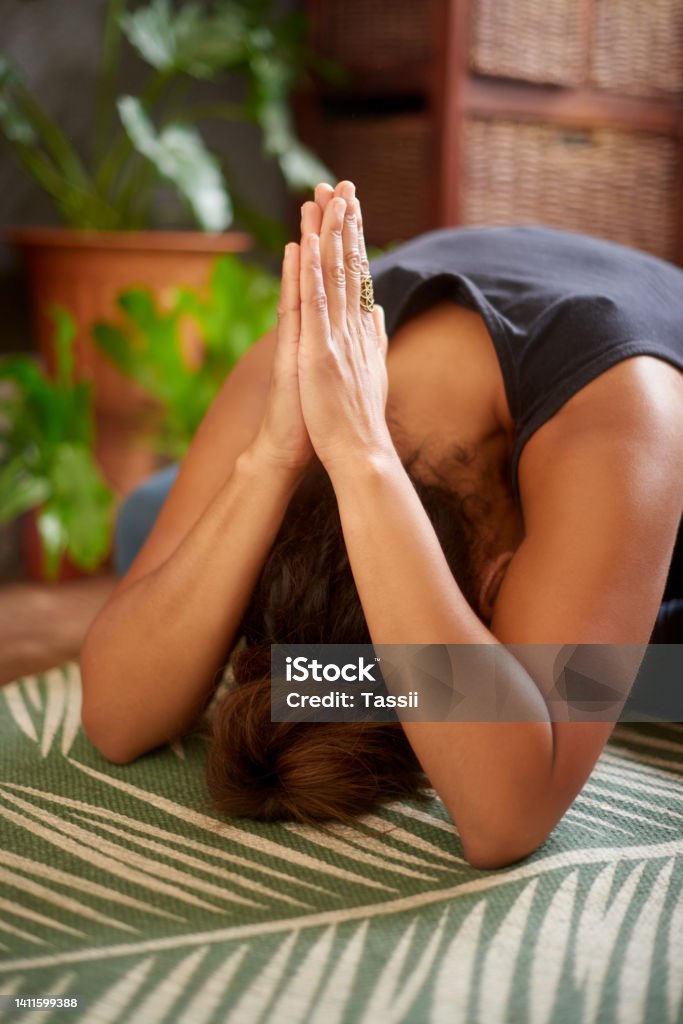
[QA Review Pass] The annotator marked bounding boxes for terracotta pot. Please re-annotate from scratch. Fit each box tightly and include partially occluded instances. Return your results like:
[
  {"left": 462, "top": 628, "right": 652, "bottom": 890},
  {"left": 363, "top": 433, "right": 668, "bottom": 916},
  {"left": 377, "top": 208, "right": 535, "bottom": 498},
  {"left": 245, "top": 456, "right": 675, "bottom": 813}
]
[
  {"left": 10, "top": 228, "right": 252, "bottom": 498},
  {"left": 20, "top": 506, "right": 115, "bottom": 583}
]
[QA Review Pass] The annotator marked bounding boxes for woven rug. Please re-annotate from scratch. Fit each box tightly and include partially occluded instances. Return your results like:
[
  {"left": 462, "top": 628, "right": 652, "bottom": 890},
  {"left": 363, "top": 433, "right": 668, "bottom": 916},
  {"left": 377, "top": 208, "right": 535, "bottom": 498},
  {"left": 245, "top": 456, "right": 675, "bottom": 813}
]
[{"left": 0, "top": 662, "right": 681, "bottom": 1024}]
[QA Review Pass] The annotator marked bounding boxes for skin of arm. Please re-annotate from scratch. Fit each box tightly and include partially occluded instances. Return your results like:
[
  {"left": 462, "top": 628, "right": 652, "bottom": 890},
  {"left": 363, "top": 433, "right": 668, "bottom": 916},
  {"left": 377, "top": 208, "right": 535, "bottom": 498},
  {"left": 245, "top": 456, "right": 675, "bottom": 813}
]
[
  {"left": 80, "top": 242, "right": 313, "bottom": 764},
  {"left": 297, "top": 186, "right": 683, "bottom": 869},
  {"left": 80, "top": 446, "right": 304, "bottom": 763}
]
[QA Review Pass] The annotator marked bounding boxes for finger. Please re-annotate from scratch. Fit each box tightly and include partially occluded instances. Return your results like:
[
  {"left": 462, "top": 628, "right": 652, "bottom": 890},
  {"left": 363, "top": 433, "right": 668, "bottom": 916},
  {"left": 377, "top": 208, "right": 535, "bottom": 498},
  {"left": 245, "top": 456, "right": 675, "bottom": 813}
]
[
  {"left": 339, "top": 184, "right": 362, "bottom": 316},
  {"left": 300, "top": 232, "right": 330, "bottom": 344},
  {"left": 373, "top": 303, "right": 388, "bottom": 361},
  {"left": 300, "top": 200, "right": 322, "bottom": 238},
  {"left": 314, "top": 182, "right": 335, "bottom": 216},
  {"left": 354, "top": 196, "right": 371, "bottom": 277},
  {"left": 334, "top": 179, "right": 354, "bottom": 200},
  {"left": 319, "top": 195, "right": 347, "bottom": 326},
  {"left": 275, "top": 242, "right": 301, "bottom": 364}
]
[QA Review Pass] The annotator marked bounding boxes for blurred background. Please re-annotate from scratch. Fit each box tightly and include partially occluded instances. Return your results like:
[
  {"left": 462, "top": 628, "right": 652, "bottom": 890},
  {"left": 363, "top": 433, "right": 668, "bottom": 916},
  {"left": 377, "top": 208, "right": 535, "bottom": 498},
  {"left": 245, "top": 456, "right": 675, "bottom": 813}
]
[
  {"left": 1, "top": 0, "right": 682, "bottom": 589},
  {"left": 303, "top": 0, "right": 683, "bottom": 257}
]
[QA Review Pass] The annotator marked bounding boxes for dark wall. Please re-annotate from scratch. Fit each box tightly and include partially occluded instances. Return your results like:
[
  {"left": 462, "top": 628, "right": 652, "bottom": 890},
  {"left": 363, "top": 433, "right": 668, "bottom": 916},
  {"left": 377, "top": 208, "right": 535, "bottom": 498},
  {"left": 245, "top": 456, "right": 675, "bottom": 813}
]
[{"left": 0, "top": 0, "right": 295, "bottom": 356}]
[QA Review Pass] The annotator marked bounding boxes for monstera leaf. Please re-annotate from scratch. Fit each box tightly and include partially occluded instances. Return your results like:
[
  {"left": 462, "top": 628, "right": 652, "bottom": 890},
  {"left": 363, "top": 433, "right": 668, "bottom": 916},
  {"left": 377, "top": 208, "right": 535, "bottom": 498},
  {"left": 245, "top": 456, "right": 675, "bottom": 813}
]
[
  {"left": 122, "top": 0, "right": 249, "bottom": 78},
  {"left": 118, "top": 96, "right": 232, "bottom": 231}
]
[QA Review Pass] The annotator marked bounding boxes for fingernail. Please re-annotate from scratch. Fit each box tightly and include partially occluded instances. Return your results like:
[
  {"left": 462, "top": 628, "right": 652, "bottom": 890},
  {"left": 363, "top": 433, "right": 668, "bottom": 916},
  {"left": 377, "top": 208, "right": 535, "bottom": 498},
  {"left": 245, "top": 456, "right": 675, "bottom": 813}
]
[{"left": 340, "top": 181, "right": 355, "bottom": 201}]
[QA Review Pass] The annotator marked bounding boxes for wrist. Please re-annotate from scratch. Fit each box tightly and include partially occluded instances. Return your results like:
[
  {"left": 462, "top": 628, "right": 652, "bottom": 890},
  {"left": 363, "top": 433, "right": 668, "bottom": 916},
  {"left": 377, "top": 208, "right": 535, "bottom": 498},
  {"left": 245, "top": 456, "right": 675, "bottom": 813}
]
[
  {"left": 324, "top": 440, "right": 403, "bottom": 494},
  {"left": 240, "top": 435, "right": 312, "bottom": 491}
]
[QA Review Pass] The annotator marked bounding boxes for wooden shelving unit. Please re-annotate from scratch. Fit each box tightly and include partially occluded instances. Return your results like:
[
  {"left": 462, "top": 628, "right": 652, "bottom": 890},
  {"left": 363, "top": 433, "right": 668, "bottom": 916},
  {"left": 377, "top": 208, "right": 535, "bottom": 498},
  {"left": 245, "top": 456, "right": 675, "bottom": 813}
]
[{"left": 302, "top": 0, "right": 683, "bottom": 263}]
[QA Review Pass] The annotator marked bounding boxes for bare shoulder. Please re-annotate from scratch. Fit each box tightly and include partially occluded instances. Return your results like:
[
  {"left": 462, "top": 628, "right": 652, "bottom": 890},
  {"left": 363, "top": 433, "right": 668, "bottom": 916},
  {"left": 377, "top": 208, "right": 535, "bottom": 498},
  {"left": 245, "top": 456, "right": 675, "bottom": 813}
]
[
  {"left": 112, "top": 328, "right": 278, "bottom": 594},
  {"left": 541, "top": 354, "right": 683, "bottom": 441},
  {"left": 520, "top": 355, "right": 683, "bottom": 514},
  {"left": 495, "top": 354, "right": 683, "bottom": 646}
]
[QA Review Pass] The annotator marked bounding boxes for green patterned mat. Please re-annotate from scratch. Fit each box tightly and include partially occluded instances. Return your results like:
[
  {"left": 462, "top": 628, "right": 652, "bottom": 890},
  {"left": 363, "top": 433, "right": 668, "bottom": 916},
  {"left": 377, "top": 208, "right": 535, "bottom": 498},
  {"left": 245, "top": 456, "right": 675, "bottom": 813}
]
[{"left": 0, "top": 662, "right": 681, "bottom": 1024}]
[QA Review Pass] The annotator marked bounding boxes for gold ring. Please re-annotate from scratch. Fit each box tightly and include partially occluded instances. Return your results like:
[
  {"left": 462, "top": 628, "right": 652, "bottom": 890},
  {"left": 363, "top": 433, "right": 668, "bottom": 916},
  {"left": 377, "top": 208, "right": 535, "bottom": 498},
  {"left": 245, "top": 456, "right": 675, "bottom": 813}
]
[{"left": 360, "top": 273, "right": 375, "bottom": 313}]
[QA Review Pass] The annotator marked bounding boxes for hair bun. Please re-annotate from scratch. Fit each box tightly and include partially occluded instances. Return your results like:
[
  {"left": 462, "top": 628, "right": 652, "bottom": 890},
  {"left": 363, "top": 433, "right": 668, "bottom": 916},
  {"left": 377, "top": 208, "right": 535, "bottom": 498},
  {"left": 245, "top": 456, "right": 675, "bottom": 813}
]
[{"left": 206, "top": 643, "right": 429, "bottom": 825}]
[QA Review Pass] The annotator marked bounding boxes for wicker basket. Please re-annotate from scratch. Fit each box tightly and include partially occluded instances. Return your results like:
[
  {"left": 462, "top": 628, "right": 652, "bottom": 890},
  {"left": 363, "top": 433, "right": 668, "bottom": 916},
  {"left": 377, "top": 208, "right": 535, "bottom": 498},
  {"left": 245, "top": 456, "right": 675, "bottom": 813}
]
[
  {"left": 590, "top": 0, "right": 683, "bottom": 98},
  {"left": 317, "top": 115, "right": 435, "bottom": 246},
  {"left": 313, "top": 0, "right": 436, "bottom": 68},
  {"left": 469, "top": 0, "right": 588, "bottom": 87},
  {"left": 461, "top": 118, "right": 679, "bottom": 260}
]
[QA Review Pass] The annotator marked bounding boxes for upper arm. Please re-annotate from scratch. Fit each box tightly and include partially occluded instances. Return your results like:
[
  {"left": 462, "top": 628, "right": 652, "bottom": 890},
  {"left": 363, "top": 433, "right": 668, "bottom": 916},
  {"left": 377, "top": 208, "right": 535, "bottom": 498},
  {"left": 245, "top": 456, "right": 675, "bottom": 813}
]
[
  {"left": 112, "top": 328, "right": 278, "bottom": 596},
  {"left": 490, "top": 364, "right": 683, "bottom": 841}
]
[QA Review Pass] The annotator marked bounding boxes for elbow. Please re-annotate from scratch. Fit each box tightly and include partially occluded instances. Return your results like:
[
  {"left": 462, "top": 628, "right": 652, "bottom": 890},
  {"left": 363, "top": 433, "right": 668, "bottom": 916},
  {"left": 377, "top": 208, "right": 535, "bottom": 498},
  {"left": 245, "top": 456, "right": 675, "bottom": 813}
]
[
  {"left": 80, "top": 701, "right": 139, "bottom": 766},
  {"left": 449, "top": 805, "right": 550, "bottom": 871},
  {"left": 463, "top": 837, "right": 543, "bottom": 871},
  {"left": 81, "top": 715, "right": 140, "bottom": 765},
  {"left": 79, "top": 645, "right": 138, "bottom": 766}
]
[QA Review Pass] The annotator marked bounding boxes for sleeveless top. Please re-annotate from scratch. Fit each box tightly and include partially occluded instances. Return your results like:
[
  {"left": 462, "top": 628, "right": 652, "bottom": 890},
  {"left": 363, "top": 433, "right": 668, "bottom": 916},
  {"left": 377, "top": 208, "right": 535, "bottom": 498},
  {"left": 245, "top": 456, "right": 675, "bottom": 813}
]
[{"left": 370, "top": 226, "right": 683, "bottom": 513}]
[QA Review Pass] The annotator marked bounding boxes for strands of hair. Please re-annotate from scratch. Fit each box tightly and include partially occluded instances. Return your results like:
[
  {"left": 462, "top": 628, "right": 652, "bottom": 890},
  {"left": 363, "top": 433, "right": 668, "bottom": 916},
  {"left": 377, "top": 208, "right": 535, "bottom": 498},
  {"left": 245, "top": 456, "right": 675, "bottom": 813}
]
[{"left": 206, "top": 456, "right": 486, "bottom": 825}]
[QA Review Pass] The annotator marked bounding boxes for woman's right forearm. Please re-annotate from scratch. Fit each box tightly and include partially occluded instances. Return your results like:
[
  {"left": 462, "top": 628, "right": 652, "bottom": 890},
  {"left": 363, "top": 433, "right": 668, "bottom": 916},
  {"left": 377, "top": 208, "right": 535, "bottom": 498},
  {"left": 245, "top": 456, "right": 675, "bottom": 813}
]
[{"left": 80, "top": 442, "right": 305, "bottom": 763}]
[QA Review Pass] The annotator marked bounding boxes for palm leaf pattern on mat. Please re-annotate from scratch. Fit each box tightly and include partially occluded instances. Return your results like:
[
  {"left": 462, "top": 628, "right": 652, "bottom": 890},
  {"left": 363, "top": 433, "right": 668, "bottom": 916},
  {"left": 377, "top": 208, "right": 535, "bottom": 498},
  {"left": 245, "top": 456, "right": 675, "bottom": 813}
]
[{"left": 0, "top": 664, "right": 681, "bottom": 1024}]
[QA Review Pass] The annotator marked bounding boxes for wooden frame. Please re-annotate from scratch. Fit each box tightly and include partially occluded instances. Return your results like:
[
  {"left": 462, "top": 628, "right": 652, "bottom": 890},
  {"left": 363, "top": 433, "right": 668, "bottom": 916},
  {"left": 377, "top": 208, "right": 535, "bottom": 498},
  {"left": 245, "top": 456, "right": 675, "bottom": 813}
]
[{"left": 303, "top": 0, "right": 683, "bottom": 263}]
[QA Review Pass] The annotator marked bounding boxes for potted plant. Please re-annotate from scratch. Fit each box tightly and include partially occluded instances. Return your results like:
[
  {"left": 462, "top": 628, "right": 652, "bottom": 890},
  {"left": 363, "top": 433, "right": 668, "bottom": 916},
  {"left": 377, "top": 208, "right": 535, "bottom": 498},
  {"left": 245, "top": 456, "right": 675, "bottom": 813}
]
[
  {"left": 0, "top": 0, "right": 331, "bottom": 494},
  {"left": 0, "top": 309, "right": 116, "bottom": 582},
  {"left": 92, "top": 253, "right": 280, "bottom": 461}
]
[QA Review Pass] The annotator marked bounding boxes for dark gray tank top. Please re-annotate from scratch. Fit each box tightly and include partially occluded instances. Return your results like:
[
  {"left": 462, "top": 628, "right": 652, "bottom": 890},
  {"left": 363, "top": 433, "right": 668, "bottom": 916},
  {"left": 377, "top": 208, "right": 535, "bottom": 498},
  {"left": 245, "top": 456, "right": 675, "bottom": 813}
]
[{"left": 370, "top": 226, "right": 683, "bottom": 512}]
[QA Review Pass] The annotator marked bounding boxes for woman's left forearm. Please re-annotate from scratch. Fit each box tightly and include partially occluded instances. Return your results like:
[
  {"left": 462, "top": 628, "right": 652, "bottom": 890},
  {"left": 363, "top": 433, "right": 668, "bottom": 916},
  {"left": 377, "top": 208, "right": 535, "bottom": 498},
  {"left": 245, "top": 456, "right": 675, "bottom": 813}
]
[{"left": 328, "top": 448, "right": 555, "bottom": 867}]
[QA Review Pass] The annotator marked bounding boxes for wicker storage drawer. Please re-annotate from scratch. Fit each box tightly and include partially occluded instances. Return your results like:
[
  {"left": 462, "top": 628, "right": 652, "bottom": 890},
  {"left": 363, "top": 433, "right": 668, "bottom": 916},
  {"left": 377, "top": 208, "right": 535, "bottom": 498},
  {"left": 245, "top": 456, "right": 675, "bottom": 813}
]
[
  {"left": 591, "top": 0, "right": 683, "bottom": 98},
  {"left": 317, "top": 115, "right": 435, "bottom": 246},
  {"left": 313, "top": 0, "right": 437, "bottom": 69},
  {"left": 469, "top": 0, "right": 588, "bottom": 87},
  {"left": 461, "top": 118, "right": 679, "bottom": 260}
]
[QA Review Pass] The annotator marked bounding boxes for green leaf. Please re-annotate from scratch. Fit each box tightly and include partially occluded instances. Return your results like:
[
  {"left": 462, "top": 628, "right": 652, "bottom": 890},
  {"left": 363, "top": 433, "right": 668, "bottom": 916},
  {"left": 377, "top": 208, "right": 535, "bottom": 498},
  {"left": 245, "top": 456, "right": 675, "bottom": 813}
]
[
  {"left": 118, "top": 95, "right": 232, "bottom": 231},
  {"left": 0, "top": 455, "right": 50, "bottom": 524},
  {"left": 94, "top": 0, "right": 126, "bottom": 164},
  {"left": 248, "top": 55, "right": 334, "bottom": 192},
  {"left": 67, "top": 381, "right": 95, "bottom": 448},
  {"left": 0, "top": 330, "right": 96, "bottom": 468},
  {"left": 116, "top": 288, "right": 186, "bottom": 401},
  {"left": 0, "top": 54, "right": 95, "bottom": 193},
  {"left": 92, "top": 322, "right": 140, "bottom": 378},
  {"left": 35, "top": 504, "right": 67, "bottom": 580},
  {"left": 122, "top": 0, "right": 248, "bottom": 78},
  {"left": 91, "top": 254, "right": 278, "bottom": 459},
  {"left": 0, "top": 354, "right": 66, "bottom": 447},
  {"left": 0, "top": 354, "right": 49, "bottom": 394},
  {"left": 50, "top": 305, "right": 76, "bottom": 387},
  {"left": 277, "top": 141, "right": 334, "bottom": 192},
  {"left": 175, "top": 254, "right": 278, "bottom": 365},
  {"left": 122, "top": 0, "right": 187, "bottom": 72},
  {"left": 0, "top": 56, "right": 36, "bottom": 144},
  {"left": 0, "top": 55, "right": 122, "bottom": 229},
  {"left": 95, "top": 287, "right": 188, "bottom": 409},
  {"left": 48, "top": 443, "right": 115, "bottom": 570},
  {"left": 117, "top": 288, "right": 159, "bottom": 332}
]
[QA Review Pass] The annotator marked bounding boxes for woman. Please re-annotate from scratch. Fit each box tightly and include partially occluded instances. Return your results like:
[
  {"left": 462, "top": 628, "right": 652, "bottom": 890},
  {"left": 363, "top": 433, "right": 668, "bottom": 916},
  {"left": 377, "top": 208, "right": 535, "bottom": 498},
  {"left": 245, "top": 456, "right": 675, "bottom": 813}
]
[{"left": 80, "top": 182, "right": 683, "bottom": 869}]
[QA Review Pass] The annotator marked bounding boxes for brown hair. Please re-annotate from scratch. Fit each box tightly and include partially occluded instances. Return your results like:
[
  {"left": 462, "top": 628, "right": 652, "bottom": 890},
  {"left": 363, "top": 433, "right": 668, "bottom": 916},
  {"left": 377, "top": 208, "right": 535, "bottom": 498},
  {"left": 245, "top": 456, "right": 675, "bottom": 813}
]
[{"left": 206, "top": 454, "right": 486, "bottom": 825}]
